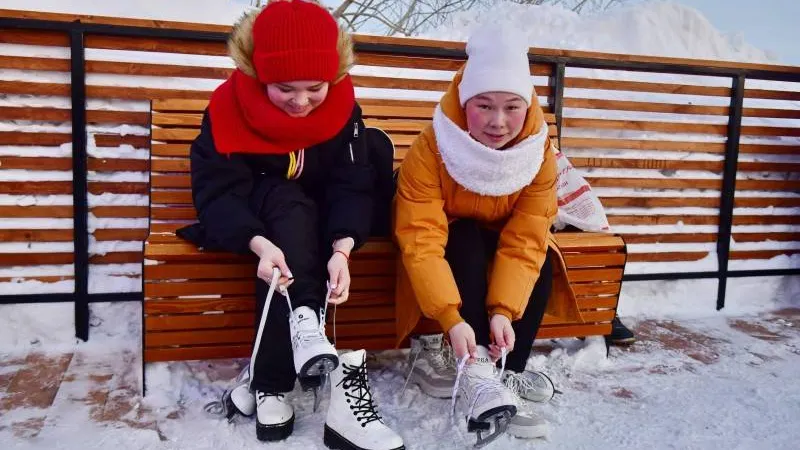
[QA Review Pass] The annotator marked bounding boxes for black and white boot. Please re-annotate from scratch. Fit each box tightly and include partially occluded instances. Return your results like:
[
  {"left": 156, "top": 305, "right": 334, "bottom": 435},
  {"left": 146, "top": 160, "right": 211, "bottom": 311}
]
[
  {"left": 255, "top": 390, "right": 294, "bottom": 442},
  {"left": 324, "top": 349, "right": 405, "bottom": 450}
]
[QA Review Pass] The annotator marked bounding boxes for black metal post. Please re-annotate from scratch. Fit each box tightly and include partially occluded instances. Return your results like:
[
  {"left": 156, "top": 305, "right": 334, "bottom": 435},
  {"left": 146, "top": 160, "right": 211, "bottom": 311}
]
[
  {"left": 551, "top": 62, "right": 566, "bottom": 146},
  {"left": 70, "top": 24, "right": 90, "bottom": 341},
  {"left": 716, "top": 75, "right": 746, "bottom": 311}
]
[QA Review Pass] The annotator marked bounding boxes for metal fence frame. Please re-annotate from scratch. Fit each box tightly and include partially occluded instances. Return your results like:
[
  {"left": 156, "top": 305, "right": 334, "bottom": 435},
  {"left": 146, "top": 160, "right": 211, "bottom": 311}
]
[{"left": 0, "top": 16, "right": 798, "bottom": 341}]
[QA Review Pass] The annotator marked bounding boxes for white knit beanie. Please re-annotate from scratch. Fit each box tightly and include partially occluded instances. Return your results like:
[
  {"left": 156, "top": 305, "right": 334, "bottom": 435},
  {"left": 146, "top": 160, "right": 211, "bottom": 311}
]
[{"left": 458, "top": 25, "right": 533, "bottom": 107}]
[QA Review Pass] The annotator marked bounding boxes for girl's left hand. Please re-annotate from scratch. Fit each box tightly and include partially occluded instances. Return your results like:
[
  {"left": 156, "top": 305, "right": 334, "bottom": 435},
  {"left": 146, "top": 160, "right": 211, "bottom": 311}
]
[
  {"left": 489, "top": 314, "right": 515, "bottom": 360},
  {"left": 327, "top": 249, "right": 351, "bottom": 305}
]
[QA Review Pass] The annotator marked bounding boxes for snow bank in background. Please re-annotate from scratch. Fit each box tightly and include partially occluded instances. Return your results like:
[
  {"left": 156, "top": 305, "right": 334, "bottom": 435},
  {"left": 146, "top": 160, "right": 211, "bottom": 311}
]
[
  {"left": 426, "top": 1, "right": 778, "bottom": 63},
  {"left": 3, "top": 0, "right": 250, "bottom": 26},
  {"left": 0, "top": 302, "right": 75, "bottom": 350}
]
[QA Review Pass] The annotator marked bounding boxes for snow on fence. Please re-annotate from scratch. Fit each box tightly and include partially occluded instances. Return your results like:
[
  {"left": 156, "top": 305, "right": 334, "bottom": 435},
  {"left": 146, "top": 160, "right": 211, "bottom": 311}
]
[{"left": 0, "top": 10, "right": 797, "bottom": 336}]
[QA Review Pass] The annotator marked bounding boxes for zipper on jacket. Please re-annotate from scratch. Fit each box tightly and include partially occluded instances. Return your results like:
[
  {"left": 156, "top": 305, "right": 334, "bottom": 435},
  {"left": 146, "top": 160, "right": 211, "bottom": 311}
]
[{"left": 353, "top": 122, "right": 359, "bottom": 139}]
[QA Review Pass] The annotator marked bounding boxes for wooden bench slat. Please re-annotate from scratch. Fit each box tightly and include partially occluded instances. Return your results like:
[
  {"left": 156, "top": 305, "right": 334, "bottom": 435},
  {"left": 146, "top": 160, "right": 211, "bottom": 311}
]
[
  {"left": 93, "top": 229, "right": 148, "bottom": 241},
  {"left": 565, "top": 77, "right": 731, "bottom": 97},
  {"left": 563, "top": 253, "right": 626, "bottom": 268},
  {"left": 146, "top": 311, "right": 254, "bottom": 331},
  {"left": 152, "top": 144, "right": 191, "bottom": 157},
  {"left": 553, "top": 233, "right": 624, "bottom": 251},
  {"left": 627, "top": 251, "right": 710, "bottom": 263},
  {"left": 564, "top": 118, "right": 728, "bottom": 136},
  {"left": 145, "top": 344, "right": 252, "bottom": 362},
  {"left": 738, "top": 143, "right": 797, "bottom": 155},
  {"left": 572, "top": 282, "right": 621, "bottom": 296},
  {"left": 571, "top": 158, "right": 724, "bottom": 172},
  {"left": 151, "top": 207, "right": 197, "bottom": 220},
  {"left": 90, "top": 252, "right": 143, "bottom": 264},
  {"left": 620, "top": 233, "right": 717, "bottom": 244},
  {"left": 0, "top": 229, "right": 74, "bottom": 242},
  {"left": 145, "top": 263, "right": 255, "bottom": 280},
  {"left": 564, "top": 97, "right": 728, "bottom": 116},
  {"left": 562, "top": 137, "right": 726, "bottom": 153},
  {"left": 588, "top": 178, "right": 722, "bottom": 190},
  {"left": 145, "top": 297, "right": 254, "bottom": 314},
  {"left": 536, "top": 323, "right": 612, "bottom": 339},
  {"left": 146, "top": 327, "right": 254, "bottom": 347},
  {"left": 601, "top": 197, "right": 720, "bottom": 208},
  {"left": 152, "top": 190, "right": 193, "bottom": 205},
  {"left": 0, "top": 252, "right": 74, "bottom": 266},
  {"left": 577, "top": 296, "right": 620, "bottom": 310},
  {"left": 566, "top": 268, "right": 624, "bottom": 283}
]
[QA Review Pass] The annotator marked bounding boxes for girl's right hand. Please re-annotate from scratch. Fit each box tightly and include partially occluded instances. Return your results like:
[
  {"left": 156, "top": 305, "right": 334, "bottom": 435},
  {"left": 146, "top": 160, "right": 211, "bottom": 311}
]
[
  {"left": 448, "top": 321, "right": 478, "bottom": 362},
  {"left": 250, "top": 236, "right": 293, "bottom": 288}
]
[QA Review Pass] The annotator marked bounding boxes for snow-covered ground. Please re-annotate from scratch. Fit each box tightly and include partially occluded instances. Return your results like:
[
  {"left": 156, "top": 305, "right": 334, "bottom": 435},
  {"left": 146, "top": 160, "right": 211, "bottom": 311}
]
[{"left": 2, "top": 302, "right": 800, "bottom": 449}]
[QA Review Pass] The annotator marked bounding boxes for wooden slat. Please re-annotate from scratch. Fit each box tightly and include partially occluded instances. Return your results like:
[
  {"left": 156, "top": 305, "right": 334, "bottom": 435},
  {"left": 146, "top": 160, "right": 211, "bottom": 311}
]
[
  {"left": 571, "top": 158, "right": 723, "bottom": 172},
  {"left": 736, "top": 179, "right": 800, "bottom": 191},
  {"left": 88, "top": 158, "right": 149, "bottom": 172},
  {"left": 627, "top": 251, "right": 710, "bottom": 262},
  {"left": 151, "top": 144, "right": 191, "bottom": 157},
  {"left": 88, "top": 182, "right": 148, "bottom": 195},
  {"left": 151, "top": 174, "right": 190, "bottom": 188},
  {"left": 562, "top": 137, "right": 726, "bottom": 153},
  {"left": 0, "top": 229, "right": 73, "bottom": 242},
  {"left": 738, "top": 143, "right": 797, "bottom": 155},
  {"left": 151, "top": 128, "right": 201, "bottom": 142},
  {"left": 150, "top": 207, "right": 197, "bottom": 220},
  {"left": 565, "top": 268, "right": 624, "bottom": 283},
  {"left": 620, "top": 233, "right": 717, "bottom": 244},
  {"left": 0, "top": 131, "right": 71, "bottom": 146},
  {"left": 554, "top": 233, "right": 624, "bottom": 251},
  {"left": 0, "top": 205, "right": 73, "bottom": 218},
  {"left": 732, "top": 215, "right": 800, "bottom": 225},
  {"left": 537, "top": 323, "right": 612, "bottom": 339},
  {"left": 0, "top": 253, "right": 74, "bottom": 266},
  {"left": 328, "top": 321, "right": 394, "bottom": 338},
  {"left": 90, "top": 252, "right": 143, "bottom": 264},
  {"left": 145, "top": 242, "right": 252, "bottom": 261},
  {"left": 740, "top": 125, "right": 800, "bottom": 137},
  {"left": 565, "top": 77, "right": 731, "bottom": 96},
  {"left": 144, "top": 263, "right": 255, "bottom": 281},
  {"left": 0, "top": 106, "right": 146, "bottom": 124},
  {"left": 563, "top": 98, "right": 728, "bottom": 115},
  {"left": 0, "top": 28, "right": 69, "bottom": 47},
  {"left": 151, "top": 159, "right": 190, "bottom": 172},
  {"left": 94, "top": 134, "right": 150, "bottom": 148},
  {"left": 732, "top": 232, "right": 800, "bottom": 242},
  {"left": 563, "top": 253, "right": 626, "bottom": 268},
  {"left": 564, "top": 118, "right": 727, "bottom": 136},
  {"left": 349, "top": 276, "right": 394, "bottom": 292},
  {"left": 577, "top": 296, "right": 620, "bottom": 310},
  {"left": 0, "top": 80, "right": 70, "bottom": 96},
  {"left": 600, "top": 197, "right": 719, "bottom": 208},
  {"left": 571, "top": 282, "right": 621, "bottom": 296},
  {"left": 743, "top": 107, "right": 800, "bottom": 119},
  {"left": 744, "top": 89, "right": 800, "bottom": 101},
  {"left": 145, "top": 328, "right": 253, "bottom": 347},
  {"left": 145, "top": 312, "right": 254, "bottom": 332},
  {"left": 92, "top": 229, "right": 148, "bottom": 241},
  {"left": 734, "top": 197, "right": 800, "bottom": 208},
  {"left": 326, "top": 305, "right": 395, "bottom": 323},
  {"left": 86, "top": 35, "right": 228, "bottom": 56},
  {"left": 730, "top": 249, "right": 800, "bottom": 260},
  {"left": 0, "top": 181, "right": 72, "bottom": 194},
  {"left": 151, "top": 112, "right": 204, "bottom": 127},
  {"left": 609, "top": 215, "right": 718, "bottom": 225},
  {"left": 0, "top": 9, "right": 232, "bottom": 33},
  {"left": 144, "top": 345, "right": 251, "bottom": 362},
  {"left": 152, "top": 99, "right": 210, "bottom": 112},
  {"left": 144, "top": 297, "right": 254, "bottom": 314},
  {"left": 586, "top": 177, "right": 721, "bottom": 190},
  {"left": 151, "top": 190, "right": 193, "bottom": 204},
  {"left": 737, "top": 161, "right": 800, "bottom": 173},
  {"left": 86, "top": 59, "right": 231, "bottom": 79}
]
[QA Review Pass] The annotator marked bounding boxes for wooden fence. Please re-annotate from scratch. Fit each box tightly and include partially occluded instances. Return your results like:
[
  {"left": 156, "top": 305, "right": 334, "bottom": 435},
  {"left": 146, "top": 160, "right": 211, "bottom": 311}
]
[{"left": 0, "top": 9, "right": 798, "bottom": 339}]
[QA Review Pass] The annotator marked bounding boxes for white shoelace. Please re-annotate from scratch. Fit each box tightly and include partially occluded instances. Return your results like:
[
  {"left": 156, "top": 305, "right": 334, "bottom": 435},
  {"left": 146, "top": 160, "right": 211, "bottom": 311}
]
[
  {"left": 502, "top": 372, "right": 539, "bottom": 398},
  {"left": 280, "top": 283, "right": 336, "bottom": 348},
  {"left": 451, "top": 348, "right": 507, "bottom": 417}
]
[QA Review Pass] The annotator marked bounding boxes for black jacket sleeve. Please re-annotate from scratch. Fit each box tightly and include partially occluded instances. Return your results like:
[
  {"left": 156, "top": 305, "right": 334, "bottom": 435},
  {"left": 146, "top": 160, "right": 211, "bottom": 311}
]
[
  {"left": 188, "top": 111, "right": 267, "bottom": 254},
  {"left": 324, "top": 105, "right": 375, "bottom": 250}
]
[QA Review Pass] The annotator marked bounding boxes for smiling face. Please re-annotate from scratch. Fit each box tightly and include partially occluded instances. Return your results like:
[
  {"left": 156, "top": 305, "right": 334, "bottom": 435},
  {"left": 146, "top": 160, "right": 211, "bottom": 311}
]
[
  {"left": 464, "top": 92, "right": 528, "bottom": 149},
  {"left": 265, "top": 80, "right": 330, "bottom": 117}
]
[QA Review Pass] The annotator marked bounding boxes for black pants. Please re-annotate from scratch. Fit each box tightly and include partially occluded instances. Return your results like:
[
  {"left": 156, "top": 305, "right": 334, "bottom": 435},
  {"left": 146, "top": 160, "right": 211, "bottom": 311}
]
[
  {"left": 444, "top": 219, "right": 552, "bottom": 373},
  {"left": 249, "top": 131, "right": 395, "bottom": 393}
]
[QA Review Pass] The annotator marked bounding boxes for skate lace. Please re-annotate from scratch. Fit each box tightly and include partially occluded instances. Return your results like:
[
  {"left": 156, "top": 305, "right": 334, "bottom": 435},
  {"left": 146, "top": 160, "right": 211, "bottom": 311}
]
[
  {"left": 255, "top": 391, "right": 284, "bottom": 406},
  {"left": 281, "top": 285, "right": 333, "bottom": 349},
  {"left": 451, "top": 348, "right": 507, "bottom": 417},
  {"left": 503, "top": 372, "right": 540, "bottom": 398},
  {"left": 338, "top": 361, "right": 382, "bottom": 426}
]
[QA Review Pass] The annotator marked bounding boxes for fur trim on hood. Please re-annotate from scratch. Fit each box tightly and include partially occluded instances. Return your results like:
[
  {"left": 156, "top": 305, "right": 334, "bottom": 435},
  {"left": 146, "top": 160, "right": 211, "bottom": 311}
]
[{"left": 228, "top": 0, "right": 354, "bottom": 82}]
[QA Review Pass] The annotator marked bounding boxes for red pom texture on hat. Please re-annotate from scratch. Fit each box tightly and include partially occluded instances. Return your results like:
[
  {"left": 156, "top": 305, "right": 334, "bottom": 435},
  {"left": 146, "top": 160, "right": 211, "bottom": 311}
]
[{"left": 251, "top": 0, "right": 340, "bottom": 84}]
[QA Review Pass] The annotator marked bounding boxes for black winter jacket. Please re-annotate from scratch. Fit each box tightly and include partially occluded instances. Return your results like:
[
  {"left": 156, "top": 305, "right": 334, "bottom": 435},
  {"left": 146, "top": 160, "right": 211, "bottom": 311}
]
[{"left": 178, "top": 104, "right": 375, "bottom": 255}]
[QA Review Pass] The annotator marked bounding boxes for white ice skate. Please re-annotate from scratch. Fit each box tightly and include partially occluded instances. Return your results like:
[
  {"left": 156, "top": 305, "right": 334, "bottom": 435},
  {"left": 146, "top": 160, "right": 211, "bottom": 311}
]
[
  {"left": 324, "top": 349, "right": 405, "bottom": 450},
  {"left": 203, "top": 366, "right": 256, "bottom": 421},
  {"left": 452, "top": 346, "right": 517, "bottom": 448},
  {"left": 502, "top": 370, "right": 558, "bottom": 403},
  {"left": 402, "top": 333, "right": 456, "bottom": 398}
]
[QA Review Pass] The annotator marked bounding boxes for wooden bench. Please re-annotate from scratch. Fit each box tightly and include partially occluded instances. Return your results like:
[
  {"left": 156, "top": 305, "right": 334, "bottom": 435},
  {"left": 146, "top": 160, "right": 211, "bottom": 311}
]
[{"left": 143, "top": 97, "right": 626, "bottom": 364}]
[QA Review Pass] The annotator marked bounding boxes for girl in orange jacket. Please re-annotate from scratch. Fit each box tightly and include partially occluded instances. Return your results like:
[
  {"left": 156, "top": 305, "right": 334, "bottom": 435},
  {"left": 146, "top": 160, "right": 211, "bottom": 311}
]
[{"left": 394, "top": 25, "right": 583, "bottom": 441}]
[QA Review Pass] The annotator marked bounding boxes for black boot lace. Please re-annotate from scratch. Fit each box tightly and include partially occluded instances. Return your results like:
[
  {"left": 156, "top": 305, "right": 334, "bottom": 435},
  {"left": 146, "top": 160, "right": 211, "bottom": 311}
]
[{"left": 337, "top": 361, "right": 382, "bottom": 427}]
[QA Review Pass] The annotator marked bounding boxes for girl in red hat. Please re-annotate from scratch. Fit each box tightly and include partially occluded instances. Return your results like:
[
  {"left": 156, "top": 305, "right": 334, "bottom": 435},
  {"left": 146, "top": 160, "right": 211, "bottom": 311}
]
[{"left": 178, "top": 1, "right": 403, "bottom": 448}]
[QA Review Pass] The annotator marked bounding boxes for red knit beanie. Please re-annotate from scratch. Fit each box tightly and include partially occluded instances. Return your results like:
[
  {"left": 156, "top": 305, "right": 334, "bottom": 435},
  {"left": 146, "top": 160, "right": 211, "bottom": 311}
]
[{"left": 251, "top": 1, "right": 340, "bottom": 84}]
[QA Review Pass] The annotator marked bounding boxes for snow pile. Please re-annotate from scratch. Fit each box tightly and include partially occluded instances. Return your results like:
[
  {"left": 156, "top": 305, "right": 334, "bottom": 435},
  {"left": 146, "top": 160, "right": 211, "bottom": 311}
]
[{"left": 427, "top": 1, "right": 778, "bottom": 63}]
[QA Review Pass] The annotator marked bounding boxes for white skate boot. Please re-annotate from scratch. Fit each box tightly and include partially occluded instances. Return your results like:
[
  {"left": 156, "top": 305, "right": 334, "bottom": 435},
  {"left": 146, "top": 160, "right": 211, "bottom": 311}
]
[
  {"left": 255, "top": 390, "right": 294, "bottom": 442},
  {"left": 502, "top": 370, "right": 557, "bottom": 403},
  {"left": 452, "top": 346, "right": 517, "bottom": 448},
  {"left": 324, "top": 349, "right": 405, "bottom": 450},
  {"left": 203, "top": 366, "right": 255, "bottom": 421},
  {"left": 403, "top": 333, "right": 456, "bottom": 398},
  {"left": 288, "top": 302, "right": 339, "bottom": 379}
]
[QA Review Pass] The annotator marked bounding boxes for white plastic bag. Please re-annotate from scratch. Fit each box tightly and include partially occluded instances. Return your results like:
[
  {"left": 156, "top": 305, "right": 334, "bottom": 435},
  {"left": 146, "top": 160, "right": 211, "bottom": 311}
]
[{"left": 552, "top": 144, "right": 610, "bottom": 232}]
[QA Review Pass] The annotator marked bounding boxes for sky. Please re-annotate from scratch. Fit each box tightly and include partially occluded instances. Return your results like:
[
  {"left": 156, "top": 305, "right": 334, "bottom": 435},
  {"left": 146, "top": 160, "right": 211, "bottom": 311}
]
[{"left": 679, "top": 0, "right": 800, "bottom": 65}]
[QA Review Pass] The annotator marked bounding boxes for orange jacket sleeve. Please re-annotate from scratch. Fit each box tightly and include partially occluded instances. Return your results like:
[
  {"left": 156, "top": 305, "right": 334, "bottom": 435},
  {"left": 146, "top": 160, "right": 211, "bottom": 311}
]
[
  {"left": 393, "top": 132, "right": 464, "bottom": 333},
  {"left": 487, "top": 142, "right": 558, "bottom": 321}
]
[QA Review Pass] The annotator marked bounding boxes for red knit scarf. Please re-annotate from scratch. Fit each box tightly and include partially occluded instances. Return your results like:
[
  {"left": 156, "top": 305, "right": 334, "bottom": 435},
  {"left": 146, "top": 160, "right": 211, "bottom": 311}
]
[{"left": 208, "top": 69, "right": 355, "bottom": 155}]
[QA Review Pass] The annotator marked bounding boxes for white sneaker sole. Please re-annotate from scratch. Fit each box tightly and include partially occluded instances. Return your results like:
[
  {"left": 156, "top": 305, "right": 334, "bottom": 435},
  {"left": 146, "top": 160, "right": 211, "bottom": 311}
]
[{"left": 410, "top": 371, "right": 454, "bottom": 399}]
